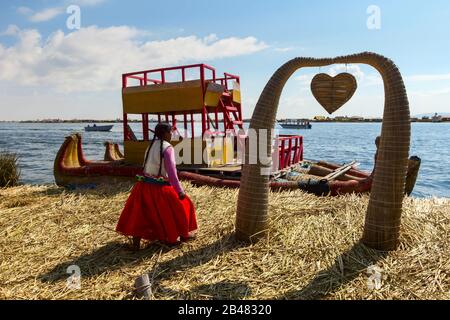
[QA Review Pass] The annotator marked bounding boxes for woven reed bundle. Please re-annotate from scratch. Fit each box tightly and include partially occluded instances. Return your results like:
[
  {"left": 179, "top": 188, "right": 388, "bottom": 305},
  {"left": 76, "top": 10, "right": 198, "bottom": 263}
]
[{"left": 236, "top": 52, "right": 410, "bottom": 251}]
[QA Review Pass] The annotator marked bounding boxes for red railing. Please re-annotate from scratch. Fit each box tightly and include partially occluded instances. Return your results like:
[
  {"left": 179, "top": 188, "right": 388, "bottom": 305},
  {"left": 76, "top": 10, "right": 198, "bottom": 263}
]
[
  {"left": 277, "top": 135, "right": 303, "bottom": 170},
  {"left": 122, "top": 64, "right": 217, "bottom": 88},
  {"left": 215, "top": 72, "right": 240, "bottom": 91},
  {"left": 122, "top": 64, "right": 216, "bottom": 141},
  {"left": 122, "top": 64, "right": 241, "bottom": 89}
]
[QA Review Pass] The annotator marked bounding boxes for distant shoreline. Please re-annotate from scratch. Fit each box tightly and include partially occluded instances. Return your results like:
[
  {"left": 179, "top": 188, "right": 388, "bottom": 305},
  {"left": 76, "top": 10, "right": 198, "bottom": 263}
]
[{"left": 1, "top": 119, "right": 449, "bottom": 124}]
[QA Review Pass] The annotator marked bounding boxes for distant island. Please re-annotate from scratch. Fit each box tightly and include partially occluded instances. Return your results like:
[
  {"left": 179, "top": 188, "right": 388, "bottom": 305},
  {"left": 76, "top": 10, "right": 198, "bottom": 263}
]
[{"left": 307, "top": 113, "right": 450, "bottom": 123}]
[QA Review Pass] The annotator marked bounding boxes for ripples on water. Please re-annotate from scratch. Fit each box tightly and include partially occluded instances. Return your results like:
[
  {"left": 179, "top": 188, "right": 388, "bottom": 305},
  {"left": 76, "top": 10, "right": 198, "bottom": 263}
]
[{"left": 0, "top": 122, "right": 448, "bottom": 198}]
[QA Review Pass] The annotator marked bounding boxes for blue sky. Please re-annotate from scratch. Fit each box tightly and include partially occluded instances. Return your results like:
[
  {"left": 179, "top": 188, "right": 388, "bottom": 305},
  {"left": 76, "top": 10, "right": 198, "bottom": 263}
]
[{"left": 0, "top": 0, "right": 449, "bottom": 120}]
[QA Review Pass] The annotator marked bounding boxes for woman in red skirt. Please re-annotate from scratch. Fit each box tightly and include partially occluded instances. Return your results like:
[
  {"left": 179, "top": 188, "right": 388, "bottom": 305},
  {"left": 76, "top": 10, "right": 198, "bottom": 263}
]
[{"left": 116, "top": 123, "right": 197, "bottom": 250}]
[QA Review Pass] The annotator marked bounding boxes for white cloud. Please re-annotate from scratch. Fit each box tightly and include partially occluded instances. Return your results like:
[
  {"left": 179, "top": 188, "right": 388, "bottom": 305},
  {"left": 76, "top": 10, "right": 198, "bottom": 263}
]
[
  {"left": 295, "top": 67, "right": 450, "bottom": 88},
  {"left": 274, "top": 47, "right": 293, "bottom": 52},
  {"left": 410, "top": 87, "right": 450, "bottom": 97},
  {"left": 17, "top": 0, "right": 106, "bottom": 23},
  {"left": 329, "top": 64, "right": 365, "bottom": 81},
  {"left": 294, "top": 65, "right": 384, "bottom": 88},
  {"left": 17, "top": 6, "right": 33, "bottom": 16},
  {"left": 203, "top": 33, "right": 219, "bottom": 43},
  {"left": 0, "top": 25, "right": 20, "bottom": 36},
  {"left": 294, "top": 68, "right": 450, "bottom": 88},
  {"left": 364, "top": 73, "right": 383, "bottom": 86},
  {"left": 29, "top": 7, "right": 65, "bottom": 22},
  {"left": 74, "top": 0, "right": 106, "bottom": 5},
  {"left": 406, "top": 73, "right": 450, "bottom": 82},
  {"left": 0, "top": 26, "right": 267, "bottom": 92},
  {"left": 294, "top": 73, "right": 315, "bottom": 86}
]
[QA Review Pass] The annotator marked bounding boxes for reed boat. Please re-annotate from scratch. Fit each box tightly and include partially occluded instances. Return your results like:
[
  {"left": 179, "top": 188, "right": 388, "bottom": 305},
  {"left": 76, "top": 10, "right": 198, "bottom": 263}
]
[
  {"left": 54, "top": 133, "right": 379, "bottom": 195},
  {"left": 54, "top": 63, "right": 420, "bottom": 196}
]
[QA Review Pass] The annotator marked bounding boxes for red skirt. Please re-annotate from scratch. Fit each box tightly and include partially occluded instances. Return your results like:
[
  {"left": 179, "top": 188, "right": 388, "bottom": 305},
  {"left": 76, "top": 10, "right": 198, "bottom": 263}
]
[{"left": 116, "top": 181, "right": 197, "bottom": 244}]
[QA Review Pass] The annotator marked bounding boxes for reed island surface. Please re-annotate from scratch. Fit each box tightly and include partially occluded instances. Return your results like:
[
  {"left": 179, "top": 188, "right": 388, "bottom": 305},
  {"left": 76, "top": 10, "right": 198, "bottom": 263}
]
[{"left": 0, "top": 181, "right": 448, "bottom": 300}]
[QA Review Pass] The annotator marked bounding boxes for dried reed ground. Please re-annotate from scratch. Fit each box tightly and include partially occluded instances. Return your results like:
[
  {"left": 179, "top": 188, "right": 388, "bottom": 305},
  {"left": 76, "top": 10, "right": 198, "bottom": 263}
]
[{"left": 0, "top": 182, "right": 448, "bottom": 300}]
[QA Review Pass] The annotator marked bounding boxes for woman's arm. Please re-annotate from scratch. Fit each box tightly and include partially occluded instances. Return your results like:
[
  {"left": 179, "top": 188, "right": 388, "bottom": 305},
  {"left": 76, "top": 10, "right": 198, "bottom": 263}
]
[{"left": 163, "top": 146, "right": 184, "bottom": 195}]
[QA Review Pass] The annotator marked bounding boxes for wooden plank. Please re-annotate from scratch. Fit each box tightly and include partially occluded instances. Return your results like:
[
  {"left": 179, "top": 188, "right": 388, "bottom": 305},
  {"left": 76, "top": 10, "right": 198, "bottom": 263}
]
[{"left": 323, "top": 161, "right": 357, "bottom": 181}]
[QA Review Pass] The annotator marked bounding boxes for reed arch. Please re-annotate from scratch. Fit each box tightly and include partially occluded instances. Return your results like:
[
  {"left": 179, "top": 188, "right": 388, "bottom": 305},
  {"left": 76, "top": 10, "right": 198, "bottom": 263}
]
[{"left": 236, "top": 52, "right": 411, "bottom": 251}]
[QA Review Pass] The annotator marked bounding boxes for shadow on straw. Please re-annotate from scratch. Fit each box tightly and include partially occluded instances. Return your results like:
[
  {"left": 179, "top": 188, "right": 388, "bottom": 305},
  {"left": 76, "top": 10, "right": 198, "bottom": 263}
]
[
  {"left": 153, "top": 281, "right": 252, "bottom": 300},
  {"left": 38, "top": 232, "right": 243, "bottom": 286},
  {"left": 136, "top": 232, "right": 247, "bottom": 298},
  {"left": 276, "top": 241, "right": 388, "bottom": 300},
  {"left": 38, "top": 241, "right": 174, "bottom": 283}
]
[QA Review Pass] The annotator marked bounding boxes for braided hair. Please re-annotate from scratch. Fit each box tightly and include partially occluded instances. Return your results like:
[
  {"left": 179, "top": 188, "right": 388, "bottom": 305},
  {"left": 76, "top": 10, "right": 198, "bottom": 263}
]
[{"left": 143, "top": 122, "right": 172, "bottom": 177}]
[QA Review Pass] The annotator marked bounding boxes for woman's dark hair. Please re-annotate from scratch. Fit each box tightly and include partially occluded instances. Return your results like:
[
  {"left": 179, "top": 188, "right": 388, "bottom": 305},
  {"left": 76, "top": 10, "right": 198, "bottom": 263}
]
[{"left": 143, "top": 122, "right": 172, "bottom": 176}]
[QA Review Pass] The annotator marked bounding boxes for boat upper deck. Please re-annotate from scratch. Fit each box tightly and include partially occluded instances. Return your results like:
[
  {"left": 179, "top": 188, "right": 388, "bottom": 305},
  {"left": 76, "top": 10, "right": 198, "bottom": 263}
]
[{"left": 122, "top": 64, "right": 241, "bottom": 115}]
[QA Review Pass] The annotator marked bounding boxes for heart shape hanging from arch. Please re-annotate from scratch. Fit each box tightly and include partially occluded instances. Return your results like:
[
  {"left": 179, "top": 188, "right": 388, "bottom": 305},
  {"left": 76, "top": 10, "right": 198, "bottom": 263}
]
[{"left": 311, "top": 72, "right": 357, "bottom": 114}]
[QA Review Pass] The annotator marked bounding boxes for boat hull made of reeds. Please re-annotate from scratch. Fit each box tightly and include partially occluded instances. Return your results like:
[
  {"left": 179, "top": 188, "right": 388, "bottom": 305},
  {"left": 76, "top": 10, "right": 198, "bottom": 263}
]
[{"left": 54, "top": 134, "right": 419, "bottom": 195}]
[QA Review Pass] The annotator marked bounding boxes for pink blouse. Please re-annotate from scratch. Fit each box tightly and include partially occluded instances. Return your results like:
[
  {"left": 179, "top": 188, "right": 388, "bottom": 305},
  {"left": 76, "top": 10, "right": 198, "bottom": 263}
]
[{"left": 163, "top": 146, "right": 184, "bottom": 194}]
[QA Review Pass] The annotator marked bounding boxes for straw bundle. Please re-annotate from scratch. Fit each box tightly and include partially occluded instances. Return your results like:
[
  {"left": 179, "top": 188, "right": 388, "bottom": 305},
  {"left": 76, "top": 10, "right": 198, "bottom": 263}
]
[
  {"left": 237, "top": 52, "right": 410, "bottom": 250},
  {"left": 0, "top": 183, "right": 448, "bottom": 300}
]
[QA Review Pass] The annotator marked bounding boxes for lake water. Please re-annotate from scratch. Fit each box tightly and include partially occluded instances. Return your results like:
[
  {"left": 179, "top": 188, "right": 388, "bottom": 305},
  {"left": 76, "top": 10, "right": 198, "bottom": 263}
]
[{"left": 0, "top": 122, "right": 449, "bottom": 198}]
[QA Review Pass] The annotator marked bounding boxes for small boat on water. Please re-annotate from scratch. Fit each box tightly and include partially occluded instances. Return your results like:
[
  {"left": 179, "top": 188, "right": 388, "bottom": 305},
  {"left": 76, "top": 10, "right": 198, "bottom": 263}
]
[
  {"left": 85, "top": 124, "right": 114, "bottom": 132},
  {"left": 278, "top": 119, "right": 312, "bottom": 129},
  {"left": 431, "top": 113, "right": 442, "bottom": 123}
]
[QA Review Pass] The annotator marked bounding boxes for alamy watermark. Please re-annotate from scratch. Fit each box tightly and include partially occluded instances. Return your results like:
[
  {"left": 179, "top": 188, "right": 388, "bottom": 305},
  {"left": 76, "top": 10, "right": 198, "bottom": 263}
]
[
  {"left": 367, "top": 5, "right": 381, "bottom": 30},
  {"left": 367, "top": 265, "right": 383, "bottom": 290},
  {"left": 66, "top": 264, "right": 81, "bottom": 290},
  {"left": 66, "top": 5, "right": 81, "bottom": 30},
  {"left": 170, "top": 128, "right": 283, "bottom": 176}
]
